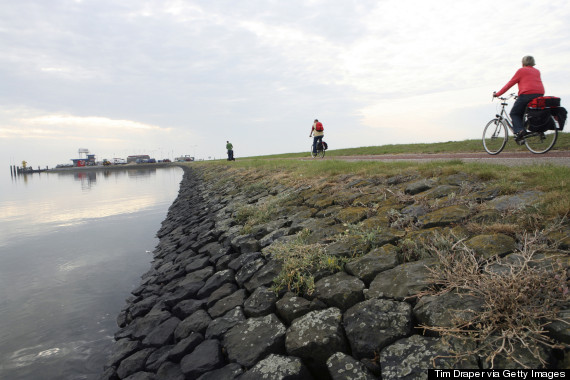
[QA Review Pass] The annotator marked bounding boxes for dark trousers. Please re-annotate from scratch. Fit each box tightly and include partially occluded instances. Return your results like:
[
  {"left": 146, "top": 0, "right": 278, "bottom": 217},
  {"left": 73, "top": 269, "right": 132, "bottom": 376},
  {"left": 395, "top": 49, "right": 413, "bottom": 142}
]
[
  {"left": 227, "top": 150, "right": 234, "bottom": 161},
  {"left": 312, "top": 136, "right": 323, "bottom": 153},
  {"left": 510, "top": 94, "right": 543, "bottom": 133}
]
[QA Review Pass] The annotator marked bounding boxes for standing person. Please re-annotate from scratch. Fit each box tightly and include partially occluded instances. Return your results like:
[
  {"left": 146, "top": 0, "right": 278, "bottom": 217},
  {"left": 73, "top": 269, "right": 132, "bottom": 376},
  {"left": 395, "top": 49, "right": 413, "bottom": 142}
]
[
  {"left": 309, "top": 119, "right": 324, "bottom": 155},
  {"left": 226, "top": 141, "right": 235, "bottom": 161},
  {"left": 494, "top": 55, "right": 545, "bottom": 141}
]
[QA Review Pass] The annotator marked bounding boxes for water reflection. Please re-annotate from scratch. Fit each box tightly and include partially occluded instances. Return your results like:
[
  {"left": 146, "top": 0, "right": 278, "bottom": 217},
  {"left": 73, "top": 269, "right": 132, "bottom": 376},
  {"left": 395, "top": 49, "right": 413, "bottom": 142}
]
[
  {"left": 74, "top": 172, "right": 97, "bottom": 190},
  {"left": 0, "top": 168, "right": 174, "bottom": 248},
  {"left": 0, "top": 166, "right": 183, "bottom": 380},
  {"left": 52, "top": 168, "right": 158, "bottom": 191}
]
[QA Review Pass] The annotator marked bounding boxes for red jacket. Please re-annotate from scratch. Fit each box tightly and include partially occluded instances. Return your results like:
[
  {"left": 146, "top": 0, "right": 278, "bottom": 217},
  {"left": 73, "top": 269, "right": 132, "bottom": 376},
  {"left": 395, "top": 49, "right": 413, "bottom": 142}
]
[{"left": 496, "top": 66, "right": 544, "bottom": 97}]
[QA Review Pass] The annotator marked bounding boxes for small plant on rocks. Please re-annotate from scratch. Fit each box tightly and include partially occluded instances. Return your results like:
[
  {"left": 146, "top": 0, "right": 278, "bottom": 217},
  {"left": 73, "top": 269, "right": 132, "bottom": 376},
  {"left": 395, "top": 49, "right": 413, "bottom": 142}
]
[
  {"left": 266, "top": 229, "right": 348, "bottom": 296},
  {"left": 398, "top": 230, "right": 463, "bottom": 263}
]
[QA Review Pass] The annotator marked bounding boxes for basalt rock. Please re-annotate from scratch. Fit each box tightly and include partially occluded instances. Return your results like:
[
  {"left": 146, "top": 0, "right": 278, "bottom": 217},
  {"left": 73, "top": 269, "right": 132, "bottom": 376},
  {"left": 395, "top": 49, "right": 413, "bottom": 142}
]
[
  {"left": 313, "top": 272, "right": 365, "bottom": 312},
  {"left": 413, "top": 290, "right": 484, "bottom": 332},
  {"left": 343, "top": 298, "right": 413, "bottom": 359},
  {"left": 344, "top": 244, "right": 399, "bottom": 285},
  {"left": 276, "top": 292, "right": 316, "bottom": 325},
  {"left": 418, "top": 205, "right": 470, "bottom": 228},
  {"left": 180, "top": 339, "right": 224, "bottom": 378},
  {"left": 223, "top": 314, "right": 287, "bottom": 367},
  {"left": 285, "top": 308, "right": 348, "bottom": 373},
  {"left": 244, "top": 286, "right": 278, "bottom": 317},
  {"left": 241, "top": 354, "right": 313, "bottom": 380},
  {"left": 103, "top": 165, "right": 564, "bottom": 379},
  {"left": 326, "top": 352, "right": 376, "bottom": 380},
  {"left": 380, "top": 335, "right": 478, "bottom": 379},
  {"left": 365, "top": 259, "right": 437, "bottom": 300},
  {"left": 465, "top": 234, "right": 516, "bottom": 259}
]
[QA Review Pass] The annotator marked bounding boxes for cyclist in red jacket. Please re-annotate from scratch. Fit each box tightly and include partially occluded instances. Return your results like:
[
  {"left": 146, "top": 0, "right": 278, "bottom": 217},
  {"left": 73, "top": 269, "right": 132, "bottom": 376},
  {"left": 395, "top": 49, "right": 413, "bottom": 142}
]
[
  {"left": 310, "top": 119, "right": 324, "bottom": 154},
  {"left": 494, "top": 55, "right": 544, "bottom": 141}
]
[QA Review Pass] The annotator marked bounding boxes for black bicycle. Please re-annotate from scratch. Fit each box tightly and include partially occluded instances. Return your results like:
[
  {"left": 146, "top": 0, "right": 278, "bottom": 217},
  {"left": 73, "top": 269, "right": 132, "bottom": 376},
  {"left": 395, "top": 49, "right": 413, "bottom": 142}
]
[{"left": 483, "top": 93, "right": 558, "bottom": 155}]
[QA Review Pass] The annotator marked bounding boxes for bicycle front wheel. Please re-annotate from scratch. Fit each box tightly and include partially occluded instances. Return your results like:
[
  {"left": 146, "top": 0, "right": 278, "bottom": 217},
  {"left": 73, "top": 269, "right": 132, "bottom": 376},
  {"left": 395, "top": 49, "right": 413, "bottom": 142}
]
[
  {"left": 524, "top": 129, "right": 557, "bottom": 154},
  {"left": 311, "top": 145, "right": 317, "bottom": 158},
  {"left": 482, "top": 119, "right": 508, "bottom": 155}
]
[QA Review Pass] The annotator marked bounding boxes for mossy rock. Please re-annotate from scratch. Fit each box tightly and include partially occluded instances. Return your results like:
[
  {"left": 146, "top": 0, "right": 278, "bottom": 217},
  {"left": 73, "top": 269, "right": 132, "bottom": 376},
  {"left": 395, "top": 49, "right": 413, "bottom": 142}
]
[
  {"left": 405, "top": 179, "right": 436, "bottom": 195},
  {"left": 421, "top": 185, "right": 460, "bottom": 200},
  {"left": 465, "top": 234, "right": 516, "bottom": 259},
  {"left": 376, "top": 202, "right": 405, "bottom": 213},
  {"left": 467, "top": 187, "right": 501, "bottom": 202},
  {"left": 360, "top": 215, "right": 390, "bottom": 230},
  {"left": 487, "top": 191, "right": 543, "bottom": 212},
  {"left": 337, "top": 207, "right": 369, "bottom": 224},
  {"left": 315, "top": 205, "right": 344, "bottom": 219},
  {"left": 326, "top": 236, "right": 368, "bottom": 258},
  {"left": 352, "top": 193, "right": 386, "bottom": 207},
  {"left": 345, "top": 244, "right": 399, "bottom": 284},
  {"left": 366, "top": 258, "right": 438, "bottom": 300},
  {"left": 404, "top": 227, "right": 445, "bottom": 242},
  {"left": 333, "top": 191, "right": 362, "bottom": 206},
  {"left": 547, "top": 229, "right": 570, "bottom": 250},
  {"left": 471, "top": 209, "right": 502, "bottom": 224},
  {"left": 368, "top": 228, "right": 406, "bottom": 248},
  {"left": 308, "top": 194, "right": 335, "bottom": 209},
  {"left": 418, "top": 205, "right": 470, "bottom": 228},
  {"left": 443, "top": 173, "right": 472, "bottom": 186}
]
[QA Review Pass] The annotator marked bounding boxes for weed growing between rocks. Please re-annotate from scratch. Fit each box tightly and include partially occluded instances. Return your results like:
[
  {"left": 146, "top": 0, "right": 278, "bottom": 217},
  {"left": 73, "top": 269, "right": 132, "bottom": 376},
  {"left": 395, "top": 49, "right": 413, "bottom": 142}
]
[
  {"left": 266, "top": 229, "right": 348, "bottom": 296},
  {"left": 234, "top": 191, "right": 297, "bottom": 234},
  {"left": 399, "top": 231, "right": 465, "bottom": 263},
  {"left": 417, "top": 230, "right": 569, "bottom": 368}
]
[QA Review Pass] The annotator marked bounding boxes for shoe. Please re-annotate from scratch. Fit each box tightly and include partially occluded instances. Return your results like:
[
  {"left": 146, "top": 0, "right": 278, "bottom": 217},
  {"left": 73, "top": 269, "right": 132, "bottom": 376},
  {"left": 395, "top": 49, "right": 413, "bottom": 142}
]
[{"left": 514, "top": 130, "right": 527, "bottom": 143}]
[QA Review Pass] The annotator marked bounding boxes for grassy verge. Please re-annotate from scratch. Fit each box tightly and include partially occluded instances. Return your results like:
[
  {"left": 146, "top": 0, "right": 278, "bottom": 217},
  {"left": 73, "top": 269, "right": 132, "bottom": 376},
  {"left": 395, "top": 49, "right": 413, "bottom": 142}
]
[
  {"left": 189, "top": 158, "right": 569, "bottom": 217},
  {"left": 245, "top": 131, "right": 570, "bottom": 159}
]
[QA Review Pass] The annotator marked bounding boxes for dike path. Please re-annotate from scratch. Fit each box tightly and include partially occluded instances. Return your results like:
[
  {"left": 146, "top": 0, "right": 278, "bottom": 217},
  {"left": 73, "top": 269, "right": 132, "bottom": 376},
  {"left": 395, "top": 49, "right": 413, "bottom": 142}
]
[{"left": 101, "top": 164, "right": 569, "bottom": 379}]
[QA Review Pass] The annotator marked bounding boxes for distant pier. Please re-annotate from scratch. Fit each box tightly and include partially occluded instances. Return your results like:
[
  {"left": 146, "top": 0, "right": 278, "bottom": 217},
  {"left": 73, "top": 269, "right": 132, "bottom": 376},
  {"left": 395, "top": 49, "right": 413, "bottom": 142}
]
[{"left": 10, "top": 165, "right": 49, "bottom": 176}]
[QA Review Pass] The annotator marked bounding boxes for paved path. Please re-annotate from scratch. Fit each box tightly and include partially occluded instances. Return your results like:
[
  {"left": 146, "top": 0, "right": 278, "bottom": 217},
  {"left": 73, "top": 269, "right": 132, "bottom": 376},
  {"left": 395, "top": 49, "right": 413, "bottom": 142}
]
[{"left": 301, "top": 151, "right": 570, "bottom": 167}]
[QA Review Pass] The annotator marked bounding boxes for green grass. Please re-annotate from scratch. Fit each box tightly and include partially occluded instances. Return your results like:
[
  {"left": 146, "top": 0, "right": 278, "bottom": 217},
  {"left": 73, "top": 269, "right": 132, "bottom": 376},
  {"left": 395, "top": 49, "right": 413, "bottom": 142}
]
[
  {"left": 246, "top": 132, "right": 570, "bottom": 159},
  {"left": 188, "top": 157, "right": 570, "bottom": 220},
  {"left": 185, "top": 132, "right": 570, "bottom": 218}
]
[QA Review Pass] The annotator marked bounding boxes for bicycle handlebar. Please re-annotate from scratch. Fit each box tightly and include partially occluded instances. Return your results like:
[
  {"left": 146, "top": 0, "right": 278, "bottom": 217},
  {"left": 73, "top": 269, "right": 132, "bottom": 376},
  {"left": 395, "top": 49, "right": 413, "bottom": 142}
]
[{"left": 492, "top": 93, "right": 517, "bottom": 102}]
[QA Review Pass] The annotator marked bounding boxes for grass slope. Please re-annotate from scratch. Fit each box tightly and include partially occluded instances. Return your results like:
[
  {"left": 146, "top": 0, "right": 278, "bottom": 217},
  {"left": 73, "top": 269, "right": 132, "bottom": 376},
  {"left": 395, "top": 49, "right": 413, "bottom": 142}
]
[{"left": 250, "top": 131, "right": 570, "bottom": 159}]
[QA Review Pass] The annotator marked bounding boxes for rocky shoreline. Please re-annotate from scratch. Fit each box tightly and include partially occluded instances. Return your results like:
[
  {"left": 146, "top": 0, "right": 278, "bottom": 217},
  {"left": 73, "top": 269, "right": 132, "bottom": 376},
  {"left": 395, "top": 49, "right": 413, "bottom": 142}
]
[{"left": 101, "top": 165, "right": 569, "bottom": 380}]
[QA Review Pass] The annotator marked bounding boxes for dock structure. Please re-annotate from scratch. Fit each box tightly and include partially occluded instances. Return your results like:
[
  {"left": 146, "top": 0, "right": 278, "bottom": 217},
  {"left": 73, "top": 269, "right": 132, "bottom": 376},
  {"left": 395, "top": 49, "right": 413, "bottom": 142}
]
[{"left": 10, "top": 165, "right": 49, "bottom": 176}]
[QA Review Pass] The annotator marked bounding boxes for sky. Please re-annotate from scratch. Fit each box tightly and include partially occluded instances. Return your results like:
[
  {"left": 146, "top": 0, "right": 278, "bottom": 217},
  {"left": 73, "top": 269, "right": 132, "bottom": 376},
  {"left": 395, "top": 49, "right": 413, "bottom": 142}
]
[{"left": 1, "top": 0, "right": 569, "bottom": 167}]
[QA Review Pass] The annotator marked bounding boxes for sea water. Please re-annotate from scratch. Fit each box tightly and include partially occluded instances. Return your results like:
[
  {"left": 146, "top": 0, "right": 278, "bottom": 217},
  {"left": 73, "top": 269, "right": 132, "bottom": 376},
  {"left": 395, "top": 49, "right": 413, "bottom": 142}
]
[{"left": 0, "top": 166, "right": 183, "bottom": 379}]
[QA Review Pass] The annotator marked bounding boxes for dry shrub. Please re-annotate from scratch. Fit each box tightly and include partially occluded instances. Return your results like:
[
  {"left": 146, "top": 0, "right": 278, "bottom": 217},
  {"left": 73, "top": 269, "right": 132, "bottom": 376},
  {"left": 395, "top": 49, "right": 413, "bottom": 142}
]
[{"left": 418, "top": 231, "right": 569, "bottom": 368}]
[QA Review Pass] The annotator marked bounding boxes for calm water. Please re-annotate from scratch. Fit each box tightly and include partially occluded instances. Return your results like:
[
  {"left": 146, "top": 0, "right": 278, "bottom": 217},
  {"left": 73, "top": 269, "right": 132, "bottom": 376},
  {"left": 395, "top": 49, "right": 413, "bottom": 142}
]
[{"left": 0, "top": 166, "right": 183, "bottom": 379}]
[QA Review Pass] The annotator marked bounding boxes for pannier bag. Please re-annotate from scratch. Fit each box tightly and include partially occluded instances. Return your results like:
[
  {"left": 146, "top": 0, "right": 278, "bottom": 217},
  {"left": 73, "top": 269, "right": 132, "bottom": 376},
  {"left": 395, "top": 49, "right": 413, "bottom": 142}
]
[
  {"left": 553, "top": 107, "right": 567, "bottom": 131},
  {"left": 526, "top": 96, "right": 565, "bottom": 132},
  {"left": 526, "top": 109, "right": 555, "bottom": 132},
  {"left": 322, "top": 141, "right": 328, "bottom": 150},
  {"left": 527, "top": 96, "right": 560, "bottom": 110}
]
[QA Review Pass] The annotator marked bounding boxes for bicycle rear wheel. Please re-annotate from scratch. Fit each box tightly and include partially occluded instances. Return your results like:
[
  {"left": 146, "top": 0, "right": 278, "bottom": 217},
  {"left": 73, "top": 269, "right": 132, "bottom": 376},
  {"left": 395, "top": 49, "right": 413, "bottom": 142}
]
[
  {"left": 524, "top": 129, "right": 557, "bottom": 154},
  {"left": 482, "top": 118, "right": 508, "bottom": 155},
  {"left": 318, "top": 148, "right": 325, "bottom": 158}
]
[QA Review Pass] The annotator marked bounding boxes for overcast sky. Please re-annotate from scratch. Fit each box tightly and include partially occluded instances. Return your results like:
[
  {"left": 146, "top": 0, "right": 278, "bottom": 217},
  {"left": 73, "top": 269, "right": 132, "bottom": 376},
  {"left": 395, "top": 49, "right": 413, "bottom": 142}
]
[{"left": 1, "top": 0, "right": 569, "bottom": 167}]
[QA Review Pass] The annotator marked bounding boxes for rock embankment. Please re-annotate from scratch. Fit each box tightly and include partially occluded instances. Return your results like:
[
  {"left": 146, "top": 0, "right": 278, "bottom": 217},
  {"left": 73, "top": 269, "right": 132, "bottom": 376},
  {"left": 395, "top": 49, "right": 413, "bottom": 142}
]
[{"left": 101, "top": 165, "right": 569, "bottom": 380}]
